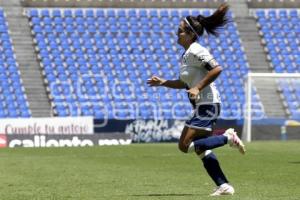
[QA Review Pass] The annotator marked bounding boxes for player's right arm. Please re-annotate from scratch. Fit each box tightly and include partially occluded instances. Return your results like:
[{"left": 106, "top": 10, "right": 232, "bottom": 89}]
[{"left": 147, "top": 76, "right": 186, "bottom": 89}]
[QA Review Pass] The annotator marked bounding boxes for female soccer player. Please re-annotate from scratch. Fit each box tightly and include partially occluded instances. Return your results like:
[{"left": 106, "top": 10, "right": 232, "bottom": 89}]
[{"left": 147, "top": 4, "right": 245, "bottom": 196}]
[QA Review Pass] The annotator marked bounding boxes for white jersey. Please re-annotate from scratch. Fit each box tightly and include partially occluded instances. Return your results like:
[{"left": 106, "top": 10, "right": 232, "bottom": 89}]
[{"left": 179, "top": 42, "right": 221, "bottom": 105}]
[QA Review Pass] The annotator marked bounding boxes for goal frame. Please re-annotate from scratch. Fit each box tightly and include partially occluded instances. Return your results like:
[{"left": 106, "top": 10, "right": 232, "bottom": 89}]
[{"left": 242, "top": 73, "right": 300, "bottom": 142}]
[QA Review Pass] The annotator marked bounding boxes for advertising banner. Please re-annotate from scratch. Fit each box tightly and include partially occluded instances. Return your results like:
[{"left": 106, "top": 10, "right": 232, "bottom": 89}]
[
  {"left": 125, "top": 119, "right": 184, "bottom": 143},
  {"left": 0, "top": 117, "right": 94, "bottom": 135},
  {"left": 0, "top": 134, "right": 131, "bottom": 148},
  {"left": 94, "top": 119, "right": 240, "bottom": 143}
]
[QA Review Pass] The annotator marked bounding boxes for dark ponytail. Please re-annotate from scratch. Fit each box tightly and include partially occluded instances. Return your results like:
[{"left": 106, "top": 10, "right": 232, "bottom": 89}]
[{"left": 184, "top": 3, "right": 230, "bottom": 39}]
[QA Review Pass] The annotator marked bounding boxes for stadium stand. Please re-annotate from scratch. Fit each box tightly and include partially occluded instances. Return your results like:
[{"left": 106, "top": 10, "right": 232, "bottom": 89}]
[
  {"left": 278, "top": 79, "right": 300, "bottom": 119},
  {"left": 0, "top": 8, "right": 31, "bottom": 118},
  {"left": 22, "top": 0, "right": 229, "bottom": 8},
  {"left": 27, "top": 8, "right": 263, "bottom": 119},
  {"left": 247, "top": 0, "right": 300, "bottom": 8},
  {"left": 255, "top": 9, "right": 300, "bottom": 119}
]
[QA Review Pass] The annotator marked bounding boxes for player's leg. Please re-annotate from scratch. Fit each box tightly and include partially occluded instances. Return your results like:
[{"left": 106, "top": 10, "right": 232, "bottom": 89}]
[
  {"left": 179, "top": 102, "right": 238, "bottom": 195},
  {"left": 178, "top": 127, "right": 232, "bottom": 191},
  {"left": 178, "top": 126, "right": 208, "bottom": 153},
  {"left": 187, "top": 128, "right": 246, "bottom": 154},
  {"left": 179, "top": 126, "right": 237, "bottom": 153},
  {"left": 178, "top": 126, "right": 233, "bottom": 153}
]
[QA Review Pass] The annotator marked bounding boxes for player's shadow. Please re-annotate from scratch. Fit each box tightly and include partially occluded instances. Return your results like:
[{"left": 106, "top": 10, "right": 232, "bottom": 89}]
[
  {"left": 288, "top": 161, "right": 300, "bottom": 164},
  {"left": 131, "top": 193, "right": 204, "bottom": 197}
]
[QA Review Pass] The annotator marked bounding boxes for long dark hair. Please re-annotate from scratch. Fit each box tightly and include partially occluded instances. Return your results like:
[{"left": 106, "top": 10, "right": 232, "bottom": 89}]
[{"left": 184, "top": 3, "right": 230, "bottom": 40}]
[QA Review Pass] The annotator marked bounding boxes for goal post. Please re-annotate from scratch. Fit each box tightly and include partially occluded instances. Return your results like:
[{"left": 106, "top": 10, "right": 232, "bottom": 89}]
[{"left": 242, "top": 73, "right": 300, "bottom": 142}]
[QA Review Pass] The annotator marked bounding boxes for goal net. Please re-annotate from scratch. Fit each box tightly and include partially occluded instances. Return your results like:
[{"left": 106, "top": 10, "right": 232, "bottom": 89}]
[{"left": 242, "top": 73, "right": 300, "bottom": 142}]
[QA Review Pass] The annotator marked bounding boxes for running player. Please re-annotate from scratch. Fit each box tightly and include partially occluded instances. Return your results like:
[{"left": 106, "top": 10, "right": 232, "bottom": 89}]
[{"left": 147, "top": 4, "right": 245, "bottom": 196}]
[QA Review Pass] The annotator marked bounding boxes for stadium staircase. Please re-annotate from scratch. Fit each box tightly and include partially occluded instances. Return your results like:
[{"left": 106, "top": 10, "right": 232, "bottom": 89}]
[
  {"left": 3, "top": 0, "right": 51, "bottom": 117},
  {"left": 229, "top": 0, "right": 286, "bottom": 118}
]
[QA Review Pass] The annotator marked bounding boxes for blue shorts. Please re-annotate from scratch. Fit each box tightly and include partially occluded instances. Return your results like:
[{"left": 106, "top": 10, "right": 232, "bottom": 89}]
[{"left": 185, "top": 103, "right": 220, "bottom": 131}]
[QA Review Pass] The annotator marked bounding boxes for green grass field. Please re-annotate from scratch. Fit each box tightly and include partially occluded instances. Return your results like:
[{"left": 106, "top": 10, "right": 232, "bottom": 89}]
[{"left": 0, "top": 141, "right": 299, "bottom": 200}]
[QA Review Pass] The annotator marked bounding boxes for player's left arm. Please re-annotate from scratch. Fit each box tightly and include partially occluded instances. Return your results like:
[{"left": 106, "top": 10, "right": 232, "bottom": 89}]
[
  {"left": 195, "top": 65, "right": 222, "bottom": 90},
  {"left": 187, "top": 58, "right": 222, "bottom": 98}
]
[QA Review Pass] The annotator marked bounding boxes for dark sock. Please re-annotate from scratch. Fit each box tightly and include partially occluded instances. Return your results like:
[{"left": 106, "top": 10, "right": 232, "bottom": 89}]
[
  {"left": 194, "top": 135, "right": 228, "bottom": 152},
  {"left": 202, "top": 152, "right": 228, "bottom": 186}
]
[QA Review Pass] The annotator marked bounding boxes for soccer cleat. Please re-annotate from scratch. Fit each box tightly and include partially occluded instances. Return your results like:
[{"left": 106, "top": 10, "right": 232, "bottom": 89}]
[
  {"left": 224, "top": 128, "right": 246, "bottom": 154},
  {"left": 210, "top": 183, "right": 235, "bottom": 196}
]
